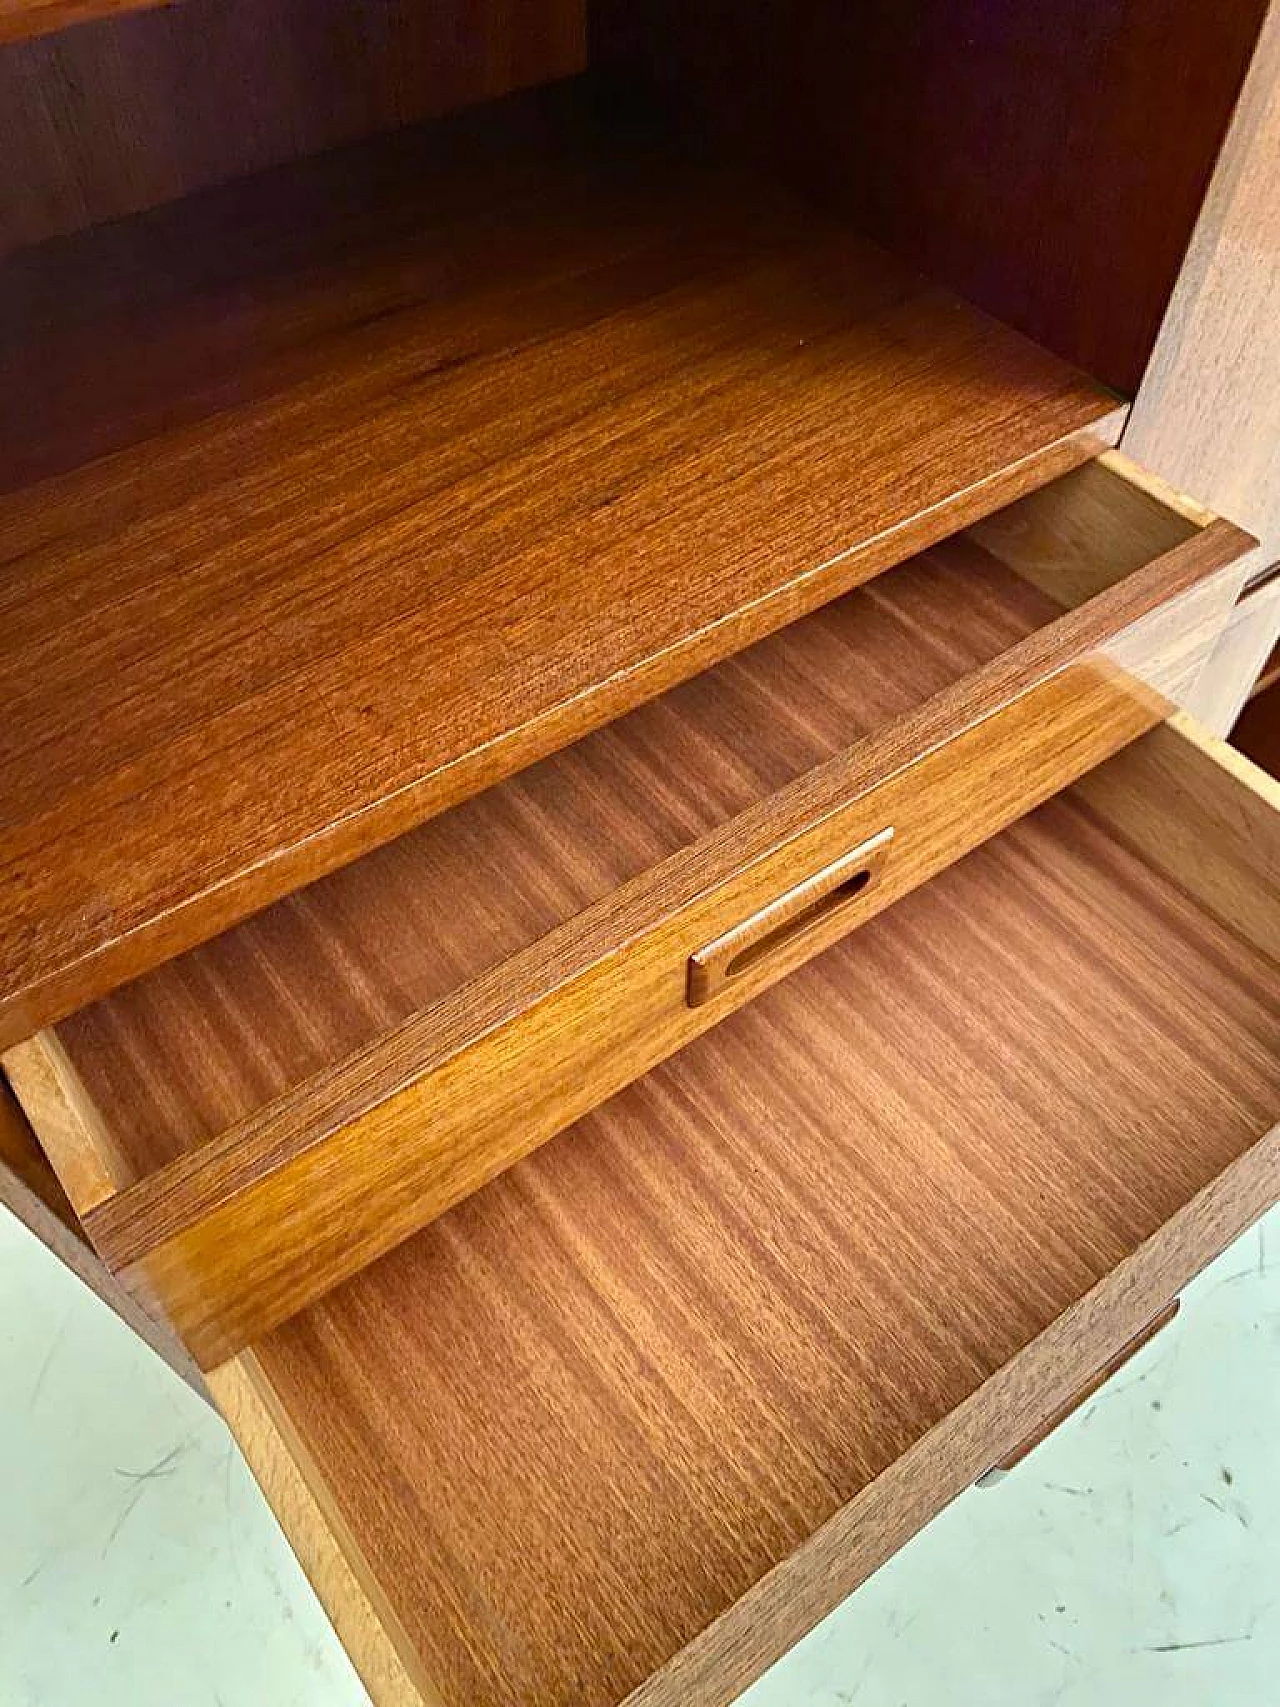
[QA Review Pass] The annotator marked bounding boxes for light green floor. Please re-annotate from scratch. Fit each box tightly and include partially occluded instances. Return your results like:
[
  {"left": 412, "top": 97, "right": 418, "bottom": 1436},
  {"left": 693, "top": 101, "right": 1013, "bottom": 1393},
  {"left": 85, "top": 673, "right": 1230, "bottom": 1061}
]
[{"left": 2, "top": 1204, "right": 1277, "bottom": 1707}]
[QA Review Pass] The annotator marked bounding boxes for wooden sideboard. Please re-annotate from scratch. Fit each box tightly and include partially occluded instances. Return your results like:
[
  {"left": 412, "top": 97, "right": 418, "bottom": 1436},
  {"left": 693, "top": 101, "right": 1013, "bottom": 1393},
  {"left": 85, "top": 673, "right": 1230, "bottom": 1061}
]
[{"left": 1, "top": 5, "right": 1278, "bottom": 1703}]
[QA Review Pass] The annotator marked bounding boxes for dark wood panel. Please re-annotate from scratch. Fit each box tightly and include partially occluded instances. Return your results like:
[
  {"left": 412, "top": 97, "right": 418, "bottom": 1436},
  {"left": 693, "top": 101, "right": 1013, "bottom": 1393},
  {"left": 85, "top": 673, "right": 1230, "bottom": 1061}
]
[
  {"left": 0, "top": 88, "right": 1120, "bottom": 1049},
  {"left": 594, "top": 0, "right": 1268, "bottom": 392},
  {"left": 243, "top": 786, "right": 1280, "bottom": 1707},
  {"left": 0, "top": 0, "right": 585, "bottom": 248},
  {"left": 1234, "top": 678, "right": 1280, "bottom": 777}
]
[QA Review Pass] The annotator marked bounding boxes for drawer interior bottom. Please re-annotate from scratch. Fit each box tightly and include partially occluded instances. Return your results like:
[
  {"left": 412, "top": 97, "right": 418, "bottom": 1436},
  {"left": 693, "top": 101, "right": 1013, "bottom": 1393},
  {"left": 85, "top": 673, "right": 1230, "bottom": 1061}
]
[{"left": 231, "top": 758, "right": 1280, "bottom": 1707}]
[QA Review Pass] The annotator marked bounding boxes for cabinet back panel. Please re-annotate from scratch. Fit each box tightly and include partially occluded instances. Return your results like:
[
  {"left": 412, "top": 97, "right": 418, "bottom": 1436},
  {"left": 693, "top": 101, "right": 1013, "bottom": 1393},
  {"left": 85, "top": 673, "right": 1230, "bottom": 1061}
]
[
  {"left": 594, "top": 0, "right": 1267, "bottom": 393},
  {"left": 0, "top": 0, "right": 586, "bottom": 254}
]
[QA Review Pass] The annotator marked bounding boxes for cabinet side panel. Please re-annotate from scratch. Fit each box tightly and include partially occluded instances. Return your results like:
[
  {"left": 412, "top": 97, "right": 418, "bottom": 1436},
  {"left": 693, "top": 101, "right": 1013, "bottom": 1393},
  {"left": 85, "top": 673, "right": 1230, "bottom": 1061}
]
[{"left": 1123, "top": 4, "right": 1280, "bottom": 561}]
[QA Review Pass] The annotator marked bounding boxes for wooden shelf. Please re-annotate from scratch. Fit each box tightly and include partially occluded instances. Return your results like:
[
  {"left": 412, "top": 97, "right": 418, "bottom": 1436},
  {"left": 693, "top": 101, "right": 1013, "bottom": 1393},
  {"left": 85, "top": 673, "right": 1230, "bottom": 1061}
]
[
  {"left": 0, "top": 87, "right": 1121, "bottom": 1047},
  {"left": 221, "top": 768, "right": 1279, "bottom": 1707}
]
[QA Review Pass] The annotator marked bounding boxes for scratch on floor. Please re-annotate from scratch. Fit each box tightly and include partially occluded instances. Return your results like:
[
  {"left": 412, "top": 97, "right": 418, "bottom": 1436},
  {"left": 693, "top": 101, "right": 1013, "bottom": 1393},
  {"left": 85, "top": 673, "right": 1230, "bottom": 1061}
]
[
  {"left": 102, "top": 1480, "right": 150, "bottom": 1556},
  {"left": 114, "top": 1441, "right": 186, "bottom": 1482},
  {"left": 102, "top": 1440, "right": 192, "bottom": 1556},
  {"left": 27, "top": 1304, "right": 74, "bottom": 1412},
  {"left": 1146, "top": 1634, "right": 1253, "bottom": 1654}
]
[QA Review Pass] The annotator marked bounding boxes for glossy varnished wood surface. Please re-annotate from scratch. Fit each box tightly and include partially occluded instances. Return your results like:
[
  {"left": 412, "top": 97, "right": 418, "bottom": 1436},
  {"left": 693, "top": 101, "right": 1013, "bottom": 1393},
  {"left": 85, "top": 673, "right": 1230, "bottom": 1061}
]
[
  {"left": 0, "top": 91, "right": 1121, "bottom": 1051},
  {"left": 76, "top": 515, "right": 1251, "bottom": 1366},
  {"left": 241, "top": 786, "right": 1280, "bottom": 1707},
  {"left": 25, "top": 458, "right": 1228, "bottom": 1186},
  {"left": 20, "top": 457, "right": 1247, "bottom": 1363},
  {"left": 50, "top": 543, "right": 1057, "bottom": 1178},
  {"left": 0, "top": 0, "right": 585, "bottom": 240}
]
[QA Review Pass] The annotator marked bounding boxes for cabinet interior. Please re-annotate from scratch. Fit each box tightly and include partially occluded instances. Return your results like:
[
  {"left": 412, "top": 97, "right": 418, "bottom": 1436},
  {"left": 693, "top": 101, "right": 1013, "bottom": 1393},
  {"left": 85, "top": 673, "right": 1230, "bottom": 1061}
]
[{"left": 1, "top": 0, "right": 1260, "bottom": 1041}]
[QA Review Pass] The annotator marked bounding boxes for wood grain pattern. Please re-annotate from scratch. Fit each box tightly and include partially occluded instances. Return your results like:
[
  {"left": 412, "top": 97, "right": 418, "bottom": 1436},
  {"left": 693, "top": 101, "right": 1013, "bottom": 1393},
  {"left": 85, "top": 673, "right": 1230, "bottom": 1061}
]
[
  {"left": 594, "top": 0, "right": 1268, "bottom": 393},
  {"left": 24, "top": 457, "right": 1232, "bottom": 1174},
  {"left": 46, "top": 473, "right": 1249, "bottom": 1364},
  {"left": 968, "top": 451, "right": 1215, "bottom": 607},
  {"left": 685, "top": 828, "right": 895, "bottom": 1008},
  {"left": 40, "top": 541, "right": 1061, "bottom": 1178},
  {"left": 0, "top": 0, "right": 585, "bottom": 245},
  {"left": 10, "top": 720, "right": 1279, "bottom": 1704},
  {"left": 3, "top": 1029, "right": 131, "bottom": 1212},
  {"left": 618, "top": 1119, "right": 1280, "bottom": 1707},
  {"left": 0, "top": 1068, "right": 74, "bottom": 1229},
  {"left": 232, "top": 776, "right": 1280, "bottom": 1707},
  {"left": 82, "top": 539, "right": 1249, "bottom": 1366},
  {"left": 1120, "top": 1, "right": 1280, "bottom": 729},
  {"left": 0, "top": 1068, "right": 206, "bottom": 1392},
  {"left": 208, "top": 1353, "right": 439, "bottom": 1707},
  {"left": 0, "top": 91, "right": 1123, "bottom": 1052},
  {"left": 989, "top": 1301, "right": 1180, "bottom": 1476},
  {"left": 1075, "top": 712, "right": 1280, "bottom": 963}
]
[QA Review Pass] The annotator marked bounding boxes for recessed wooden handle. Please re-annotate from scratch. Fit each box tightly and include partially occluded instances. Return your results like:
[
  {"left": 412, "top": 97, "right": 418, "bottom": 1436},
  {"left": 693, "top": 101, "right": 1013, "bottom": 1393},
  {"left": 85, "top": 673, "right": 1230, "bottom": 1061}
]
[
  {"left": 687, "top": 829, "right": 894, "bottom": 1007},
  {"left": 981, "top": 1299, "right": 1181, "bottom": 1482}
]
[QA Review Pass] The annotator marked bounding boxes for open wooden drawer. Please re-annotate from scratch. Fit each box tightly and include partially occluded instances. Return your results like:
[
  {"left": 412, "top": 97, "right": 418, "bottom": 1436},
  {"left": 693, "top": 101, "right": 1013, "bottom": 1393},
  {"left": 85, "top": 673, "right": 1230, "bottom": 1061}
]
[
  {"left": 4, "top": 451, "right": 1258, "bottom": 1365},
  {"left": 9, "top": 708, "right": 1279, "bottom": 1707}
]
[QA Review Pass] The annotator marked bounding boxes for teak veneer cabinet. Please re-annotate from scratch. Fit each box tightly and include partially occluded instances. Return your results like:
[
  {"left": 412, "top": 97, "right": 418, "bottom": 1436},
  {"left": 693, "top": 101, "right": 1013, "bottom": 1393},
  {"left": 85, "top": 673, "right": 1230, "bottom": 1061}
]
[{"left": 2, "top": 2, "right": 1279, "bottom": 1703}]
